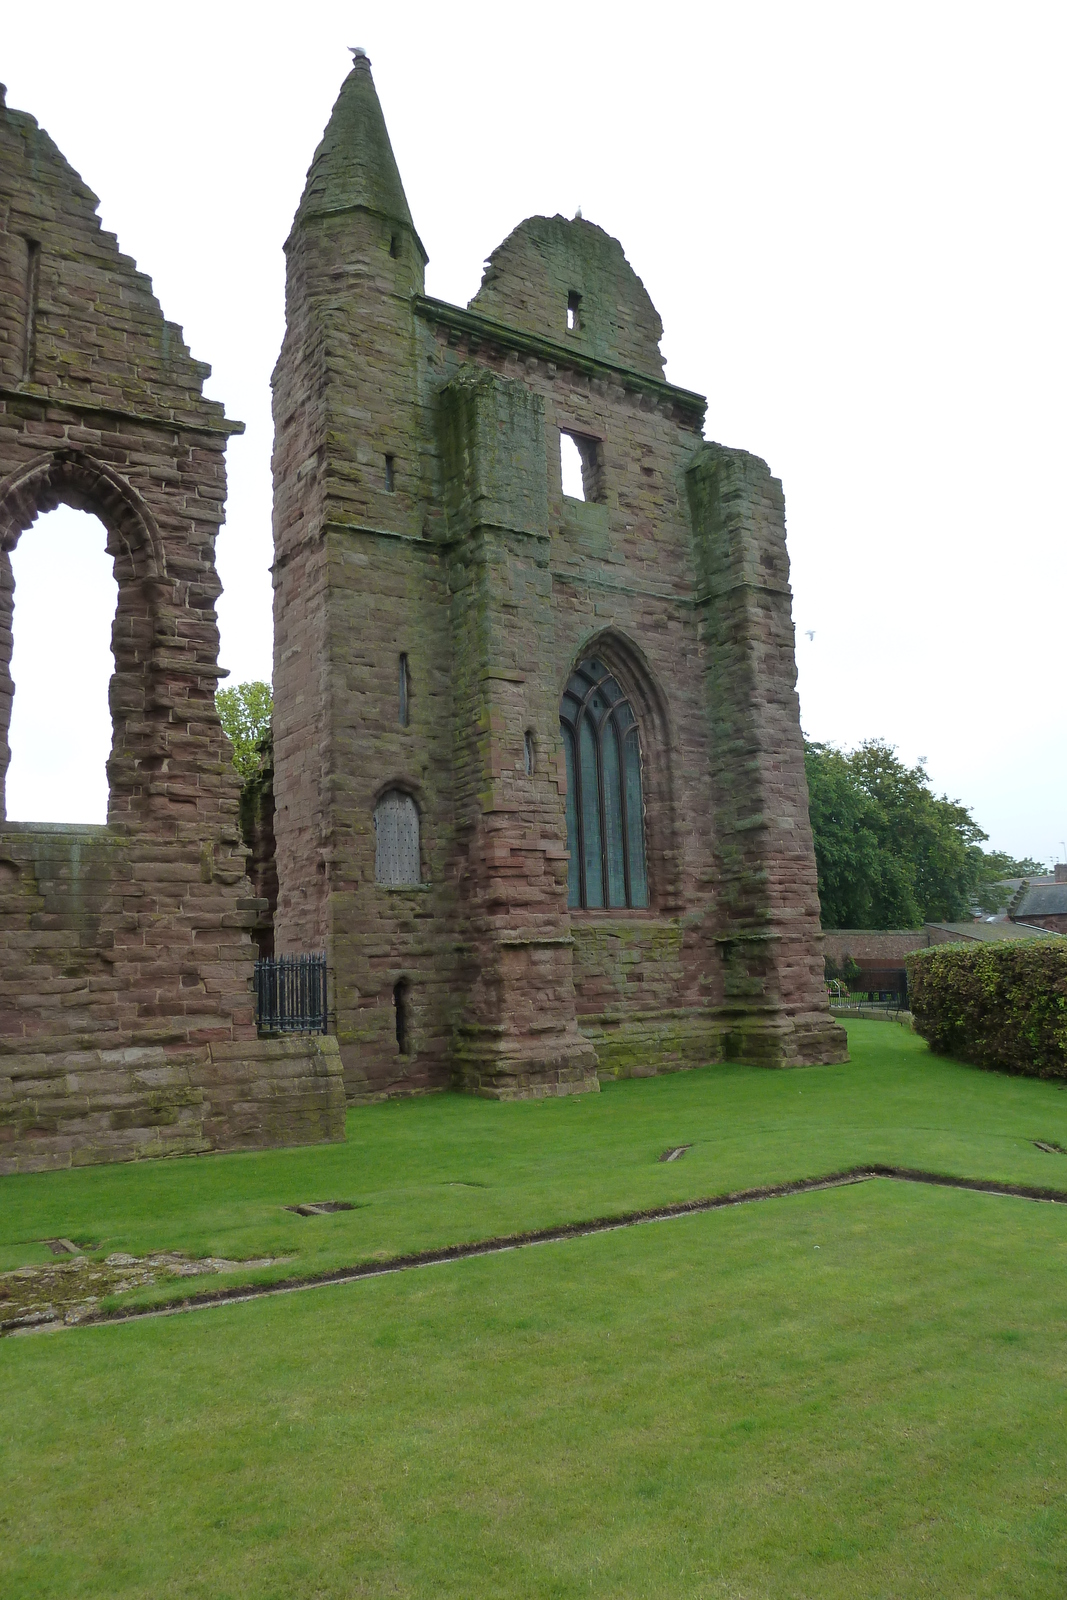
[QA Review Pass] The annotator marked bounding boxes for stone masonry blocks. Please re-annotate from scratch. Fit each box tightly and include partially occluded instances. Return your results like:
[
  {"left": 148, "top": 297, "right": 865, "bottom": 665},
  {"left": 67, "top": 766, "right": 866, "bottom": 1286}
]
[
  {"left": 0, "top": 91, "right": 346, "bottom": 1166},
  {"left": 269, "top": 54, "right": 845, "bottom": 1101}
]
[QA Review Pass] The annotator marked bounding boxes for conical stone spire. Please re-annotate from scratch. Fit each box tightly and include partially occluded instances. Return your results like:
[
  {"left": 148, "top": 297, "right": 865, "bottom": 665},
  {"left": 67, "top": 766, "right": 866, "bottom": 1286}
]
[{"left": 294, "top": 49, "right": 426, "bottom": 259}]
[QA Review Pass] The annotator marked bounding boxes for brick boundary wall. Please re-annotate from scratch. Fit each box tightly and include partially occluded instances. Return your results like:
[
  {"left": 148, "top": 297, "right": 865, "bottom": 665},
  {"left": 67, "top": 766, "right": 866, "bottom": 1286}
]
[
  {"left": 1013, "top": 916, "right": 1067, "bottom": 937},
  {"left": 821, "top": 931, "right": 930, "bottom": 965}
]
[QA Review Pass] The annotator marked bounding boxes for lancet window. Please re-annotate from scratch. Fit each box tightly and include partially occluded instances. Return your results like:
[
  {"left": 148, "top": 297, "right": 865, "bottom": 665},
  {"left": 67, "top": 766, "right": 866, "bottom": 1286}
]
[{"left": 559, "top": 658, "right": 649, "bottom": 910}]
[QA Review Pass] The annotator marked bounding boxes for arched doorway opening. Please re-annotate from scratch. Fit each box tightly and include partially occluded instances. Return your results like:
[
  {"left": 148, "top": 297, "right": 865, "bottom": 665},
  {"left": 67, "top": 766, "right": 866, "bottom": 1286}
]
[{"left": 5, "top": 505, "right": 117, "bottom": 823}]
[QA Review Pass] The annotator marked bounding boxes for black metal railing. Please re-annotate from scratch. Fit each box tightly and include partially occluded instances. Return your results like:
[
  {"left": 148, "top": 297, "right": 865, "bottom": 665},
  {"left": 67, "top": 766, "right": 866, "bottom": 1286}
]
[
  {"left": 827, "top": 968, "right": 909, "bottom": 1013},
  {"left": 254, "top": 953, "right": 328, "bottom": 1034}
]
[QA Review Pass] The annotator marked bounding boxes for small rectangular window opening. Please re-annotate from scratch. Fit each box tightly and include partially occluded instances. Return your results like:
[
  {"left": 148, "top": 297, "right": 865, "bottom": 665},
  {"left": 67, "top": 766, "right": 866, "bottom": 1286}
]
[
  {"left": 384, "top": 454, "right": 395, "bottom": 493},
  {"left": 524, "top": 730, "right": 535, "bottom": 775},
  {"left": 566, "top": 290, "right": 581, "bottom": 332},
  {"left": 389, "top": 233, "right": 401, "bottom": 259},
  {"left": 21, "top": 239, "right": 40, "bottom": 382},
  {"left": 398, "top": 653, "right": 409, "bottom": 728},
  {"left": 560, "top": 430, "right": 602, "bottom": 504}
]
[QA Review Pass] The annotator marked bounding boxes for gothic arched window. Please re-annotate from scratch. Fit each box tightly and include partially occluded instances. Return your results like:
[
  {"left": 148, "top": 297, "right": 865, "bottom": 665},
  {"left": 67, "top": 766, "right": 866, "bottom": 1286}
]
[
  {"left": 560, "top": 658, "right": 649, "bottom": 909},
  {"left": 374, "top": 790, "right": 420, "bottom": 886}
]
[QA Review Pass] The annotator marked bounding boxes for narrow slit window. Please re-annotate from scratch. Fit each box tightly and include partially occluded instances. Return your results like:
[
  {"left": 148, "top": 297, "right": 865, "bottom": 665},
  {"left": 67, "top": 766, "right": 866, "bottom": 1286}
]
[
  {"left": 566, "top": 290, "right": 581, "bottom": 332},
  {"left": 394, "top": 979, "right": 409, "bottom": 1055},
  {"left": 384, "top": 454, "right": 395, "bottom": 493},
  {"left": 559, "top": 658, "right": 649, "bottom": 910},
  {"left": 21, "top": 238, "right": 40, "bottom": 382},
  {"left": 398, "top": 653, "right": 409, "bottom": 728},
  {"left": 524, "top": 730, "right": 535, "bottom": 775},
  {"left": 389, "top": 233, "right": 401, "bottom": 259}
]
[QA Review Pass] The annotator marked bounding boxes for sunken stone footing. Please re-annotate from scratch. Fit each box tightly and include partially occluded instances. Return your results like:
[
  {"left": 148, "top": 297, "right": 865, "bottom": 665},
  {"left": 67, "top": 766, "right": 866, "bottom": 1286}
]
[
  {"left": 452, "top": 1033, "right": 601, "bottom": 1100},
  {"left": 584, "top": 1013, "right": 727, "bottom": 1081},
  {"left": 585, "top": 1009, "right": 848, "bottom": 1079},
  {"left": 0, "top": 1036, "right": 346, "bottom": 1174},
  {"left": 720, "top": 1010, "right": 850, "bottom": 1069}
]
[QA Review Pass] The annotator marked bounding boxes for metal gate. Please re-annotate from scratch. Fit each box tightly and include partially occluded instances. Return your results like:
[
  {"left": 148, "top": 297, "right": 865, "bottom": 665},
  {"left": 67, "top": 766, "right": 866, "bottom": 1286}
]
[{"left": 254, "top": 954, "right": 328, "bottom": 1034}]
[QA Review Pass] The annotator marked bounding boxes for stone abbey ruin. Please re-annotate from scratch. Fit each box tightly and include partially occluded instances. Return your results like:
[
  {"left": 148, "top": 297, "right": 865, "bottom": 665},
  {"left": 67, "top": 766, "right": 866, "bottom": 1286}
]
[{"left": 0, "top": 55, "right": 845, "bottom": 1172}]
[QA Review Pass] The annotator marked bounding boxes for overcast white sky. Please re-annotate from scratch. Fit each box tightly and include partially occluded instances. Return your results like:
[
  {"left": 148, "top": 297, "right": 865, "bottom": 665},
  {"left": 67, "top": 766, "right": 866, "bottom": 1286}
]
[{"left": 3, "top": 1, "right": 1065, "bottom": 862}]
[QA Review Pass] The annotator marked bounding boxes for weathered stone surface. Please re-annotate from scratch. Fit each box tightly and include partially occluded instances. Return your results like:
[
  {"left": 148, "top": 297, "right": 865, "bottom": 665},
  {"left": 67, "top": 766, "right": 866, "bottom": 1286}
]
[
  {"left": 0, "top": 89, "right": 346, "bottom": 1167},
  {"left": 270, "top": 54, "right": 846, "bottom": 1100}
]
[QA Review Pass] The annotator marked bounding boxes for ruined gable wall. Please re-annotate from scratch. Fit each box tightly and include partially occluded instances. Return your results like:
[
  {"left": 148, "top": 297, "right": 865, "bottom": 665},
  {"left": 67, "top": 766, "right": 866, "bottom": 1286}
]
[
  {"left": 417, "top": 308, "right": 725, "bottom": 1076},
  {"left": 414, "top": 212, "right": 844, "bottom": 1074},
  {"left": 471, "top": 215, "right": 666, "bottom": 381},
  {"left": 0, "top": 91, "right": 344, "bottom": 1170},
  {"left": 419, "top": 216, "right": 727, "bottom": 1077}
]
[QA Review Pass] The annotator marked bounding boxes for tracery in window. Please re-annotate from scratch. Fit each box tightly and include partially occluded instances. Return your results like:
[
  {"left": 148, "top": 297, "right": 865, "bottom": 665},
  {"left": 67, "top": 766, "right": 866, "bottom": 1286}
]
[
  {"left": 374, "top": 789, "right": 420, "bottom": 886},
  {"left": 559, "top": 658, "right": 648, "bottom": 910}
]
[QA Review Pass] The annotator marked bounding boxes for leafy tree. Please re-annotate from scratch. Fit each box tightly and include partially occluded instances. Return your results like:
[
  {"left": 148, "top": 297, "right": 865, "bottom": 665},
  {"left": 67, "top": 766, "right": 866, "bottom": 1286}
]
[
  {"left": 979, "top": 850, "right": 1045, "bottom": 878},
  {"left": 803, "top": 743, "right": 885, "bottom": 928},
  {"left": 216, "top": 681, "right": 272, "bottom": 781},
  {"left": 804, "top": 739, "right": 1040, "bottom": 930}
]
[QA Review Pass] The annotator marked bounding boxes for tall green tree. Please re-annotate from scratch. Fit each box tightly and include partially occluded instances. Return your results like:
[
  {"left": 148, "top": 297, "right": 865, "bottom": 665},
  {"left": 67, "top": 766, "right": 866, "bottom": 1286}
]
[
  {"left": 804, "top": 739, "right": 1041, "bottom": 930},
  {"left": 216, "top": 681, "right": 272, "bottom": 781}
]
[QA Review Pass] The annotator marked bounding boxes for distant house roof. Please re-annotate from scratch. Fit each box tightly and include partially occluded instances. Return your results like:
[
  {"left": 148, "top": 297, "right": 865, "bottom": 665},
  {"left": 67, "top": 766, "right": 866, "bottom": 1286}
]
[
  {"left": 1012, "top": 884, "right": 1067, "bottom": 918},
  {"left": 925, "top": 920, "right": 1061, "bottom": 943}
]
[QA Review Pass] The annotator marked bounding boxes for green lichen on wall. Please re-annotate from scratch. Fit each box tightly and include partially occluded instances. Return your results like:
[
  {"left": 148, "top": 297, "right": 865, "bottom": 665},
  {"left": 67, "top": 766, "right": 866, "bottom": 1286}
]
[{"left": 586, "top": 1018, "right": 727, "bottom": 1080}]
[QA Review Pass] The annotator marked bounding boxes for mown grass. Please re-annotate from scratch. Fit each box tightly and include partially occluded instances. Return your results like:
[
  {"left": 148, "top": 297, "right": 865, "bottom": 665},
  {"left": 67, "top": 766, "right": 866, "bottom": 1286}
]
[
  {"left": 3, "top": 1021, "right": 1067, "bottom": 1308},
  {"left": 3, "top": 1177, "right": 1067, "bottom": 1598}
]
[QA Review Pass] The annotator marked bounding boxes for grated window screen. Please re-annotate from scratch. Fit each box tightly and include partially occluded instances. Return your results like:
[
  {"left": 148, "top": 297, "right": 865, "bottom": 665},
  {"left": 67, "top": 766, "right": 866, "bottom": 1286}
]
[{"left": 374, "top": 790, "right": 420, "bottom": 886}]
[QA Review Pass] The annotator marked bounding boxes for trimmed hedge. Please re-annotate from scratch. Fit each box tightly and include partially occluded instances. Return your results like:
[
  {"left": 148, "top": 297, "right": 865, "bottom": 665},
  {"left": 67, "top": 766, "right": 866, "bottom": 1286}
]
[{"left": 907, "top": 939, "right": 1067, "bottom": 1078}]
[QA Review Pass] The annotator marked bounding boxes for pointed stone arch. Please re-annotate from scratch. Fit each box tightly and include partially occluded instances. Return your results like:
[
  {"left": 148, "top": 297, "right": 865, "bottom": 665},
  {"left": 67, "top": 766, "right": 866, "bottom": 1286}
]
[{"left": 562, "top": 628, "right": 682, "bottom": 914}]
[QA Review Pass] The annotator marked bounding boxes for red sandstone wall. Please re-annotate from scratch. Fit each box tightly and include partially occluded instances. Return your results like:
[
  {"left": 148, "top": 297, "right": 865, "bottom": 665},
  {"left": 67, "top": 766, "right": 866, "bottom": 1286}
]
[
  {"left": 0, "top": 90, "right": 345, "bottom": 1169},
  {"left": 270, "top": 57, "right": 846, "bottom": 1099}
]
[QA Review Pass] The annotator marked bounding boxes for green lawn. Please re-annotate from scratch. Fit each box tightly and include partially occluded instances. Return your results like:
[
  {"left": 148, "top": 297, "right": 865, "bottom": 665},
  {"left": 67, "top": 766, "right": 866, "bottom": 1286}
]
[
  {"left": 3, "top": 1021, "right": 1067, "bottom": 1308},
  {"left": 4, "top": 1177, "right": 1067, "bottom": 1597},
  {"left": 4, "top": 1021, "right": 1067, "bottom": 1597}
]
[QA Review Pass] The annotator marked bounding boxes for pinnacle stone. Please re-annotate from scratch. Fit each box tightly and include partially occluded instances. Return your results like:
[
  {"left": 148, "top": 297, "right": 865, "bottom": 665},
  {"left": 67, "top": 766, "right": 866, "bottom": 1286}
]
[{"left": 295, "top": 56, "right": 421, "bottom": 248}]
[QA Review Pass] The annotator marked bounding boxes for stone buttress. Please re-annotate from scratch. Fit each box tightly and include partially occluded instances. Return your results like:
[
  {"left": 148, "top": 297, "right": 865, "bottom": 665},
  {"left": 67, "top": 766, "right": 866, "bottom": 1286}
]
[{"left": 271, "top": 52, "right": 847, "bottom": 1100}]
